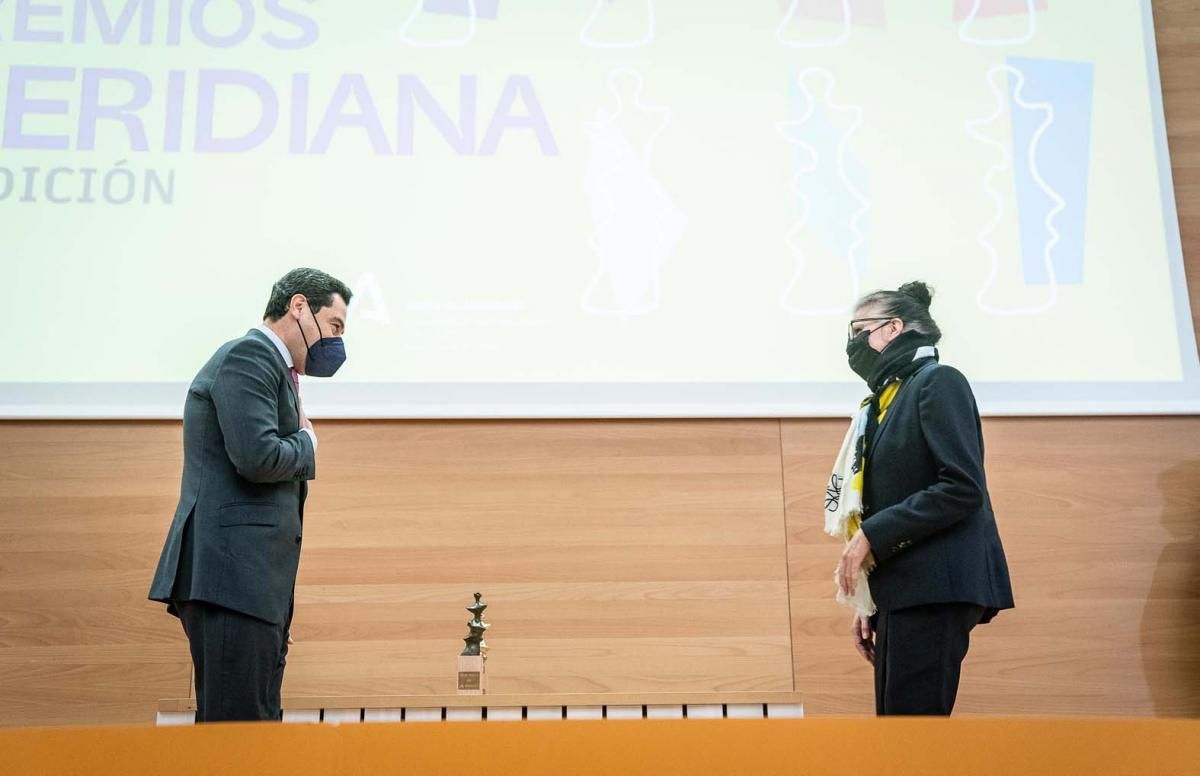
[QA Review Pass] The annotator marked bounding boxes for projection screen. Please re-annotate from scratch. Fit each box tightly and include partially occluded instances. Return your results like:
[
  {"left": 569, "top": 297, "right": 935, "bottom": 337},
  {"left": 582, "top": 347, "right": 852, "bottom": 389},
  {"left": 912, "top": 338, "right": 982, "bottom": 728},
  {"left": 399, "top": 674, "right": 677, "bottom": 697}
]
[{"left": 1, "top": 0, "right": 1196, "bottom": 417}]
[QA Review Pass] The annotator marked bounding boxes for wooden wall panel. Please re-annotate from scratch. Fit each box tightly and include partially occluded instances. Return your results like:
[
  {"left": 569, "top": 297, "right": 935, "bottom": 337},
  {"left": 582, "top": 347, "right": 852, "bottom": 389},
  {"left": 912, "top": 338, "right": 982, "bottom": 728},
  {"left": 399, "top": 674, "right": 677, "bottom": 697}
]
[
  {"left": 0, "top": 422, "right": 191, "bottom": 726},
  {"left": 0, "top": 420, "right": 794, "bottom": 725},
  {"left": 1158, "top": 0, "right": 1200, "bottom": 339},
  {"left": 782, "top": 417, "right": 1200, "bottom": 716},
  {"left": 285, "top": 420, "right": 793, "bottom": 698}
]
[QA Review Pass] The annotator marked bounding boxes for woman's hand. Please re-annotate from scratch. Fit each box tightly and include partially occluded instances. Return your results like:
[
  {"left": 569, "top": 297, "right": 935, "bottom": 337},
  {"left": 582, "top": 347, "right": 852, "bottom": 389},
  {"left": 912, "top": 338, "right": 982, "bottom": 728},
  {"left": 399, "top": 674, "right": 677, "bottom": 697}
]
[
  {"left": 851, "top": 612, "right": 875, "bottom": 665},
  {"left": 836, "top": 530, "right": 875, "bottom": 596}
]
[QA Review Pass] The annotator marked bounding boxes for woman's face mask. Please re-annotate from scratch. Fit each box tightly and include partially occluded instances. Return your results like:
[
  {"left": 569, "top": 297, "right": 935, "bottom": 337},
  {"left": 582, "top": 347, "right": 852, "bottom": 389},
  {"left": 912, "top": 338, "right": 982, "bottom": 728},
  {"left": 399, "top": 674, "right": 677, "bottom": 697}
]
[{"left": 844, "top": 319, "right": 894, "bottom": 382}]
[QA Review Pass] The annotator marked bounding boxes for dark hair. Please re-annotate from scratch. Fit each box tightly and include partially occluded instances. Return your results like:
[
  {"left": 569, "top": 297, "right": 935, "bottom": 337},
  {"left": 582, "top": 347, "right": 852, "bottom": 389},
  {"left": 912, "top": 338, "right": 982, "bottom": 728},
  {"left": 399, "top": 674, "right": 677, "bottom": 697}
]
[
  {"left": 856, "top": 281, "right": 941, "bottom": 344},
  {"left": 263, "top": 268, "right": 353, "bottom": 321}
]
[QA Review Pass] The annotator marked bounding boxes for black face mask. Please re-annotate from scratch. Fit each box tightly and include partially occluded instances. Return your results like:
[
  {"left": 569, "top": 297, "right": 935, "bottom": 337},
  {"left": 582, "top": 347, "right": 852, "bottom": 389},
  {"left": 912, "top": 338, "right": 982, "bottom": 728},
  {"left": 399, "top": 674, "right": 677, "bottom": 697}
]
[
  {"left": 845, "top": 321, "right": 892, "bottom": 382},
  {"left": 297, "top": 305, "right": 347, "bottom": 378}
]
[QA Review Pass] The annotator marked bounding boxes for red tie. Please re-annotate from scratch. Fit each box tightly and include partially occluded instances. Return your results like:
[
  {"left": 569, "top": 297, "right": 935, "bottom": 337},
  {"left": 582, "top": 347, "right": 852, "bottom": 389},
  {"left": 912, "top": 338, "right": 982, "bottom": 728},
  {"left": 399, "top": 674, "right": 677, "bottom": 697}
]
[{"left": 289, "top": 367, "right": 300, "bottom": 394}]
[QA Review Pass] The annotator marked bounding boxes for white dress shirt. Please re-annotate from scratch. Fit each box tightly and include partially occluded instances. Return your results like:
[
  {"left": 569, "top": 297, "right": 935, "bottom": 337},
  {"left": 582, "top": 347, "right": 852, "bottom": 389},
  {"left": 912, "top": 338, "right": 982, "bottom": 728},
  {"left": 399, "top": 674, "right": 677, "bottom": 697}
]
[{"left": 257, "top": 324, "right": 318, "bottom": 451}]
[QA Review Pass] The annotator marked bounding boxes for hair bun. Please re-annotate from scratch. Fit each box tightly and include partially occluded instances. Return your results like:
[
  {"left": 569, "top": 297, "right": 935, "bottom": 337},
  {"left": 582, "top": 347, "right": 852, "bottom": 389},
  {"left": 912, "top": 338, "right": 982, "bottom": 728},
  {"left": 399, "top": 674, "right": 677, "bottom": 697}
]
[{"left": 897, "top": 281, "right": 933, "bottom": 308}]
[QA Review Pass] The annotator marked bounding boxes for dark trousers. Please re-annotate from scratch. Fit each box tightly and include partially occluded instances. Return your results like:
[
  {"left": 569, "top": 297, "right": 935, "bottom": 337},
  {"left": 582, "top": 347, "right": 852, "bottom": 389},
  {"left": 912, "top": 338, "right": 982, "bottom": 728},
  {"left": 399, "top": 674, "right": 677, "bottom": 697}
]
[
  {"left": 175, "top": 600, "right": 291, "bottom": 722},
  {"left": 872, "top": 602, "right": 986, "bottom": 716}
]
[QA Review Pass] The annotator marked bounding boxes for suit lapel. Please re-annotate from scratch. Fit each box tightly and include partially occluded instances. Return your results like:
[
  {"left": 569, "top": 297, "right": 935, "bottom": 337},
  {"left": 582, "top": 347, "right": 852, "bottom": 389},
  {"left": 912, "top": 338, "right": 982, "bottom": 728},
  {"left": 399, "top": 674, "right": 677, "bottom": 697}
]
[
  {"left": 247, "top": 328, "right": 299, "bottom": 407},
  {"left": 867, "top": 361, "right": 938, "bottom": 463}
]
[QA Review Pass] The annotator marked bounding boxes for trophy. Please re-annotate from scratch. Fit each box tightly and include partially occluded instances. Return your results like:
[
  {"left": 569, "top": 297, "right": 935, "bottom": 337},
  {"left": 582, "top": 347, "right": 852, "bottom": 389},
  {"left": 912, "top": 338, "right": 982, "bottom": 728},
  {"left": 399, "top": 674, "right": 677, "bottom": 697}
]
[{"left": 457, "top": 592, "right": 489, "bottom": 695}]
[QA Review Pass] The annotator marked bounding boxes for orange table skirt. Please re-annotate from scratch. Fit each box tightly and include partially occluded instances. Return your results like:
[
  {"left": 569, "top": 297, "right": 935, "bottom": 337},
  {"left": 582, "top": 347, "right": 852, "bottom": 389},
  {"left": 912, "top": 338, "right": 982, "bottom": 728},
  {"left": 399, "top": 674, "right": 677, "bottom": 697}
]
[{"left": 6, "top": 717, "right": 1199, "bottom": 776}]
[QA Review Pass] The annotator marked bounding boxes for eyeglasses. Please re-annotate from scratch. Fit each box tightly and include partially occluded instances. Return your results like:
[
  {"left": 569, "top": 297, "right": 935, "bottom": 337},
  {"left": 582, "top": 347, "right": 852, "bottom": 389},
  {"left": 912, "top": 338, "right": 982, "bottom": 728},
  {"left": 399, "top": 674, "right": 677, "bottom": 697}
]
[{"left": 847, "top": 317, "right": 897, "bottom": 341}]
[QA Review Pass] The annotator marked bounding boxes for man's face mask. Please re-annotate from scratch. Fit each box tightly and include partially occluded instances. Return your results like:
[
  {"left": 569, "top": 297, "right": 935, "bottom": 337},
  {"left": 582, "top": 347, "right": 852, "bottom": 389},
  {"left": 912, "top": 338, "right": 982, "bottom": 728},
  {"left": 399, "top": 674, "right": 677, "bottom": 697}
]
[{"left": 297, "top": 305, "right": 347, "bottom": 378}]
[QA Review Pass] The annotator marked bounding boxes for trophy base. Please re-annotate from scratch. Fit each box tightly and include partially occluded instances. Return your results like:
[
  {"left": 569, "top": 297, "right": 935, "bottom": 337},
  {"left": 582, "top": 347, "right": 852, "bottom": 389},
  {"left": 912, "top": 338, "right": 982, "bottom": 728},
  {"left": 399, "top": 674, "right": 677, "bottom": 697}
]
[{"left": 457, "top": 655, "right": 487, "bottom": 695}]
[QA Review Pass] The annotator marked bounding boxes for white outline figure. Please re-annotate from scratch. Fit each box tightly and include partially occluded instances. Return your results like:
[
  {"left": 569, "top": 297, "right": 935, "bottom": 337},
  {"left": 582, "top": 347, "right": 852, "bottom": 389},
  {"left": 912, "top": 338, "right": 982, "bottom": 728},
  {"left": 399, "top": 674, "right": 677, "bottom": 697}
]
[
  {"left": 775, "top": 0, "right": 852, "bottom": 49},
  {"left": 350, "top": 272, "right": 392, "bottom": 325},
  {"left": 580, "top": 0, "right": 656, "bottom": 49},
  {"left": 964, "top": 64, "right": 1064, "bottom": 316},
  {"left": 581, "top": 68, "right": 685, "bottom": 318},
  {"left": 399, "top": 0, "right": 478, "bottom": 48},
  {"left": 959, "top": 0, "right": 1037, "bottom": 47},
  {"left": 775, "top": 68, "right": 869, "bottom": 316}
]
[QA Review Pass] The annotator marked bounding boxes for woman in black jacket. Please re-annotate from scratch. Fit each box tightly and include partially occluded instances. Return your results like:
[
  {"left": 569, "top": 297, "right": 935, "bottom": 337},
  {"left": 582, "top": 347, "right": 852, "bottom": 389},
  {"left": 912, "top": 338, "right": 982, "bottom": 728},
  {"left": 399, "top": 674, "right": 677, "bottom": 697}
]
[{"left": 835, "top": 281, "right": 1014, "bottom": 715}]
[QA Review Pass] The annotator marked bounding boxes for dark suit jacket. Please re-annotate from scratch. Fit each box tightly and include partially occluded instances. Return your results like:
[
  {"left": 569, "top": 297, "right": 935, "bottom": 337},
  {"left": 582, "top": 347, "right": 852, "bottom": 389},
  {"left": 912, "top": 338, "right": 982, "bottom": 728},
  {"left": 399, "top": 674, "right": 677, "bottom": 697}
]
[
  {"left": 859, "top": 362, "right": 1014, "bottom": 617},
  {"left": 148, "top": 329, "right": 316, "bottom": 624}
]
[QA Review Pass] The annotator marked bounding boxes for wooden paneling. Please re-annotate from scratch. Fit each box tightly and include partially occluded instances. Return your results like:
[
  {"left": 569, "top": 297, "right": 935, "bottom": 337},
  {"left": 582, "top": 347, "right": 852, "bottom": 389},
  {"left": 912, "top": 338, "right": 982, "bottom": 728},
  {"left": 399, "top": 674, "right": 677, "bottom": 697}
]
[
  {"left": 288, "top": 420, "right": 793, "bottom": 698},
  {"left": 0, "top": 422, "right": 191, "bottom": 726},
  {"left": 1159, "top": 0, "right": 1200, "bottom": 336},
  {"left": 0, "top": 420, "right": 794, "bottom": 725},
  {"left": 9, "top": 412, "right": 1197, "bottom": 723},
  {"left": 782, "top": 417, "right": 1200, "bottom": 715},
  {"left": 2, "top": 0, "right": 1200, "bottom": 727}
]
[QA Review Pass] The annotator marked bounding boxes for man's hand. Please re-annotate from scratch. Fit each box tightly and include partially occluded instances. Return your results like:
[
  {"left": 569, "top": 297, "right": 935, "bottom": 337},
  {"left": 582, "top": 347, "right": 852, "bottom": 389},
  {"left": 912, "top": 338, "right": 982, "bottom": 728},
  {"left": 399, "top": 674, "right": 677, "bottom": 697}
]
[
  {"left": 299, "top": 404, "right": 313, "bottom": 433},
  {"left": 851, "top": 612, "right": 875, "bottom": 665},
  {"left": 836, "top": 530, "right": 874, "bottom": 597}
]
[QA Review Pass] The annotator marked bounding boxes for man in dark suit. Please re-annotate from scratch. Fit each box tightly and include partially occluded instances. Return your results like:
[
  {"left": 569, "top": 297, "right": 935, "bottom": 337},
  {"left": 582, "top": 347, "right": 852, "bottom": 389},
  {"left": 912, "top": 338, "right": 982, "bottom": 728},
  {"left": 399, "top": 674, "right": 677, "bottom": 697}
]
[{"left": 149, "top": 268, "right": 351, "bottom": 722}]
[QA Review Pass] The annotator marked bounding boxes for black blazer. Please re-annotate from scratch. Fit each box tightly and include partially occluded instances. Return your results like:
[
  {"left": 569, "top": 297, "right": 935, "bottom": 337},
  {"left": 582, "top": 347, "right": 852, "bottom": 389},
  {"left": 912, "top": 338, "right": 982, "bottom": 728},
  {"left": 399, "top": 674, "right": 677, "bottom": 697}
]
[
  {"left": 859, "top": 362, "right": 1014, "bottom": 617},
  {"left": 149, "top": 329, "right": 316, "bottom": 624}
]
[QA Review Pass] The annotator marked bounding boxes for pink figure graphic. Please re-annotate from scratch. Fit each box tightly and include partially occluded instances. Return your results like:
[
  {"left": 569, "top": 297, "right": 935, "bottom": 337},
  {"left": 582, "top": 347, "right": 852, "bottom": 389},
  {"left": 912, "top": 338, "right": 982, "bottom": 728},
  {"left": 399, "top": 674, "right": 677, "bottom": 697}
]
[
  {"left": 775, "top": 0, "right": 886, "bottom": 48},
  {"left": 778, "top": 0, "right": 885, "bottom": 28},
  {"left": 953, "top": 0, "right": 1046, "bottom": 19},
  {"left": 957, "top": 0, "right": 1046, "bottom": 46}
]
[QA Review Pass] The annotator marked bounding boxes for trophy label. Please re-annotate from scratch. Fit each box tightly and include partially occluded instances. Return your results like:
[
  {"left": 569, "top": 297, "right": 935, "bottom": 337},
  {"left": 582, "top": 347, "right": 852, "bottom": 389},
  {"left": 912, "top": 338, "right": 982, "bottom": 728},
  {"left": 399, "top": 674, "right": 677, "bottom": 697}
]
[{"left": 458, "top": 671, "right": 481, "bottom": 691}]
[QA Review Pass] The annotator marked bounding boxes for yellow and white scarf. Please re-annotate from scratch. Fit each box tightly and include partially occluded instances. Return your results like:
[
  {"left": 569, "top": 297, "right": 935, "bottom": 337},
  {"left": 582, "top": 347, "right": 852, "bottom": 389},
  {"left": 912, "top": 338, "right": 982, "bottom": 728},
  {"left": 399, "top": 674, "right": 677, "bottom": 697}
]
[{"left": 824, "top": 382, "right": 900, "bottom": 617}]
